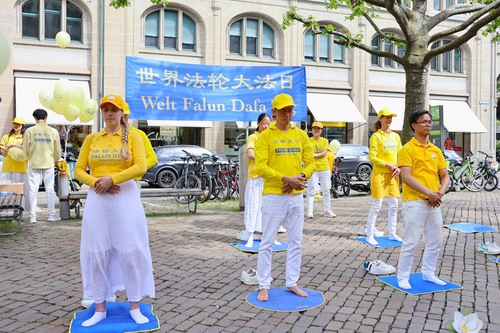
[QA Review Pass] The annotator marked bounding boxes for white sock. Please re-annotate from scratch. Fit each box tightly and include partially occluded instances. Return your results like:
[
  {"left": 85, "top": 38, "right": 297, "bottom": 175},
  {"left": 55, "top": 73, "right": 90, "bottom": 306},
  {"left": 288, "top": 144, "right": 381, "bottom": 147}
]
[
  {"left": 82, "top": 311, "right": 106, "bottom": 327},
  {"left": 245, "top": 234, "right": 254, "bottom": 248},
  {"left": 423, "top": 275, "right": 446, "bottom": 286},
  {"left": 274, "top": 240, "right": 282, "bottom": 246},
  {"left": 389, "top": 234, "right": 403, "bottom": 242},
  {"left": 366, "top": 237, "right": 378, "bottom": 246},
  {"left": 398, "top": 279, "right": 412, "bottom": 290},
  {"left": 130, "top": 308, "right": 149, "bottom": 324}
]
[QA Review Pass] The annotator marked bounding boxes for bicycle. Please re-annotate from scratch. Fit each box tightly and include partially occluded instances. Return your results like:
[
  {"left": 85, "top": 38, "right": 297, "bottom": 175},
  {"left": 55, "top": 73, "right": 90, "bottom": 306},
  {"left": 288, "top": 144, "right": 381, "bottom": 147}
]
[
  {"left": 224, "top": 162, "right": 239, "bottom": 199},
  {"left": 447, "top": 152, "right": 485, "bottom": 192},
  {"left": 475, "top": 151, "right": 498, "bottom": 191},
  {"left": 331, "top": 157, "right": 350, "bottom": 197},
  {"left": 210, "top": 157, "right": 230, "bottom": 201},
  {"left": 173, "top": 150, "right": 202, "bottom": 204}
]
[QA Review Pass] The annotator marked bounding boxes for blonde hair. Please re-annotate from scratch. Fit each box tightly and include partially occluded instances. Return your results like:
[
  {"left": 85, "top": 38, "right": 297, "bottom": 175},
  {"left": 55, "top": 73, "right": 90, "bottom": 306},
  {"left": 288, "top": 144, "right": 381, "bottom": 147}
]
[{"left": 120, "top": 116, "right": 130, "bottom": 161}]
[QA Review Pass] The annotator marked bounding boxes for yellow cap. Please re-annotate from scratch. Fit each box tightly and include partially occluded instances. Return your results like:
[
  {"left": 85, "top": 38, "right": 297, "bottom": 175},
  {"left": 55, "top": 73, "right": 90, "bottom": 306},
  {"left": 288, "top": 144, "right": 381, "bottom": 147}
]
[
  {"left": 123, "top": 102, "right": 130, "bottom": 115},
  {"left": 13, "top": 117, "right": 25, "bottom": 125},
  {"left": 100, "top": 94, "right": 124, "bottom": 110},
  {"left": 378, "top": 108, "right": 397, "bottom": 118},
  {"left": 272, "top": 93, "right": 295, "bottom": 110},
  {"left": 311, "top": 121, "right": 323, "bottom": 129}
]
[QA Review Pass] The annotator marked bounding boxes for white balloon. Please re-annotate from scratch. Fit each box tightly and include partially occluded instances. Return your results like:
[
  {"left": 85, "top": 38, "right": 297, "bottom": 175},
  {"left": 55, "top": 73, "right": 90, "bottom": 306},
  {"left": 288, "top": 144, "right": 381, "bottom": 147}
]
[
  {"left": 55, "top": 31, "right": 71, "bottom": 48},
  {"left": 329, "top": 140, "right": 341, "bottom": 154},
  {"left": 50, "top": 98, "right": 65, "bottom": 114},
  {"left": 64, "top": 104, "right": 79, "bottom": 121},
  {"left": 39, "top": 89, "right": 53, "bottom": 109},
  {"left": 53, "top": 79, "right": 72, "bottom": 107},
  {"left": 8, "top": 147, "right": 27, "bottom": 162}
]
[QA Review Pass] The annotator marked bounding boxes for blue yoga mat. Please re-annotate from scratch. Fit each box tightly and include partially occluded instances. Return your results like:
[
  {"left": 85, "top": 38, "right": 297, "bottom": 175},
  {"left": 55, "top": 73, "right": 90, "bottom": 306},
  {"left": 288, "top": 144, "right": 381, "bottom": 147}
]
[
  {"left": 231, "top": 240, "right": 288, "bottom": 253},
  {"left": 489, "top": 258, "right": 500, "bottom": 264},
  {"left": 68, "top": 302, "right": 160, "bottom": 333},
  {"left": 445, "top": 223, "right": 497, "bottom": 233},
  {"left": 377, "top": 273, "right": 462, "bottom": 295},
  {"left": 355, "top": 236, "right": 402, "bottom": 248},
  {"left": 246, "top": 287, "right": 325, "bottom": 312}
]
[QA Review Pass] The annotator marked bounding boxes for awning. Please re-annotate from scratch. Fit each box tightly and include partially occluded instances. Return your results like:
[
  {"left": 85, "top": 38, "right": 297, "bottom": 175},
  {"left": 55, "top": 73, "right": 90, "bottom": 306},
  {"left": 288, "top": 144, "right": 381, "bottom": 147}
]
[
  {"left": 369, "top": 96, "right": 405, "bottom": 131},
  {"left": 15, "top": 77, "right": 92, "bottom": 125},
  {"left": 147, "top": 120, "right": 213, "bottom": 128},
  {"left": 307, "top": 93, "right": 366, "bottom": 123},
  {"left": 430, "top": 100, "right": 487, "bottom": 133}
]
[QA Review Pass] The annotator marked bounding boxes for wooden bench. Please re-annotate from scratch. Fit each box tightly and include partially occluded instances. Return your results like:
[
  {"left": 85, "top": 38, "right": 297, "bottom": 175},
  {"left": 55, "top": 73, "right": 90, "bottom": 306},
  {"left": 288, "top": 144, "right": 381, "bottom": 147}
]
[
  {"left": 0, "top": 183, "right": 24, "bottom": 237},
  {"left": 68, "top": 187, "right": 204, "bottom": 216}
]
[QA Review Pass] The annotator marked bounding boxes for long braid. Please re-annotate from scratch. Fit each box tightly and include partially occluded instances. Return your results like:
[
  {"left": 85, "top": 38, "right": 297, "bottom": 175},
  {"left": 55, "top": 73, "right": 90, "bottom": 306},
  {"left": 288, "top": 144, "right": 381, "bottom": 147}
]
[{"left": 120, "top": 116, "right": 130, "bottom": 161}]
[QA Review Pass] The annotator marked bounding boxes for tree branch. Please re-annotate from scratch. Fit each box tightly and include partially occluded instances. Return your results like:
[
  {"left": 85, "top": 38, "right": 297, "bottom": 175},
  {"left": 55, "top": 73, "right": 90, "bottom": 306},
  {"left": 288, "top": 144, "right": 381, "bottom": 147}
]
[{"left": 428, "top": 3, "right": 486, "bottom": 30}]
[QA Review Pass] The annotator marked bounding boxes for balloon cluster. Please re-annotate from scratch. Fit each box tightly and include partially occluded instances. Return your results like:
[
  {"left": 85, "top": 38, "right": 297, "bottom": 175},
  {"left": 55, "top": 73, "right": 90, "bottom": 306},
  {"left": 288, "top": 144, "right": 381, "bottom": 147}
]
[{"left": 38, "top": 79, "right": 98, "bottom": 122}]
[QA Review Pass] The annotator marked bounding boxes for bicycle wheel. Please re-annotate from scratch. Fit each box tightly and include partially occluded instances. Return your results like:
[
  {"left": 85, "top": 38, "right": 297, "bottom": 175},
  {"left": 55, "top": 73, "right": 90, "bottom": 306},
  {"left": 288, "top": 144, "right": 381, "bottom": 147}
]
[
  {"left": 230, "top": 173, "right": 239, "bottom": 199},
  {"left": 483, "top": 173, "right": 498, "bottom": 191},
  {"left": 216, "top": 174, "right": 230, "bottom": 201},
  {"left": 338, "top": 171, "right": 351, "bottom": 197},
  {"left": 196, "top": 173, "right": 212, "bottom": 203},
  {"left": 462, "top": 170, "right": 485, "bottom": 192},
  {"left": 174, "top": 175, "right": 201, "bottom": 204},
  {"left": 445, "top": 174, "right": 455, "bottom": 194}
]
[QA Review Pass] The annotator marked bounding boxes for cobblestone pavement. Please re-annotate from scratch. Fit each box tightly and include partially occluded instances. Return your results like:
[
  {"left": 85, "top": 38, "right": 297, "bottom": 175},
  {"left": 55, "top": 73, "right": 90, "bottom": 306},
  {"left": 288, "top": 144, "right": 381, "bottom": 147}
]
[{"left": 1, "top": 189, "right": 500, "bottom": 333}]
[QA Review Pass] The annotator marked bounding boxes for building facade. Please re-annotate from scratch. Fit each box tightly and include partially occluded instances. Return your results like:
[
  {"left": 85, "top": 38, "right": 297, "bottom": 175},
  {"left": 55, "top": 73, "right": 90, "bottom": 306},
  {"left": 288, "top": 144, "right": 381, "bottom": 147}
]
[{"left": 0, "top": 0, "right": 497, "bottom": 159}]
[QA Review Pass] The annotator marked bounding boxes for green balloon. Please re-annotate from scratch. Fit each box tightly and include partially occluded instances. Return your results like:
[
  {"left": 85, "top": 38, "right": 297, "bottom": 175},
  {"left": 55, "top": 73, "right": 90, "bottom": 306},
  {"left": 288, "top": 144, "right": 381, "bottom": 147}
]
[{"left": 0, "top": 33, "right": 10, "bottom": 75}]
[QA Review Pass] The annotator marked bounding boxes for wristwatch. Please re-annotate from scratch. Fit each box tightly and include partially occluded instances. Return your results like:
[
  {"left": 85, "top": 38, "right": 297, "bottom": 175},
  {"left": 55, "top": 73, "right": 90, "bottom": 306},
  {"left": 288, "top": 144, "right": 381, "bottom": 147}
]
[{"left": 300, "top": 173, "right": 306, "bottom": 180}]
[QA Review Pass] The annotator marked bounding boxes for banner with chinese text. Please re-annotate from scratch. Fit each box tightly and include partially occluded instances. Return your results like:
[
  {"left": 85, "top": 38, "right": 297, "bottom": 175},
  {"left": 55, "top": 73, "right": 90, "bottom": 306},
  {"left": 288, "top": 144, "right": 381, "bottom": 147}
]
[{"left": 125, "top": 56, "right": 307, "bottom": 122}]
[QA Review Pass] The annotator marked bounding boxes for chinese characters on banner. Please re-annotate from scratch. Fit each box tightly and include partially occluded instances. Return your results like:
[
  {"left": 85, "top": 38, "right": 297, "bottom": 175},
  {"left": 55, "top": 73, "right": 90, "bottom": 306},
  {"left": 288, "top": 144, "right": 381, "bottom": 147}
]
[{"left": 125, "top": 56, "right": 307, "bottom": 122}]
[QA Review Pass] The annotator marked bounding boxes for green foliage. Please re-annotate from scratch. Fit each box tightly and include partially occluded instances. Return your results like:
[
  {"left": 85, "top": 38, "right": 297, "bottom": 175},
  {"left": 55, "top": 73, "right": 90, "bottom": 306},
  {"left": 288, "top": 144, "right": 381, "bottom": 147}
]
[{"left": 109, "top": 0, "right": 168, "bottom": 9}]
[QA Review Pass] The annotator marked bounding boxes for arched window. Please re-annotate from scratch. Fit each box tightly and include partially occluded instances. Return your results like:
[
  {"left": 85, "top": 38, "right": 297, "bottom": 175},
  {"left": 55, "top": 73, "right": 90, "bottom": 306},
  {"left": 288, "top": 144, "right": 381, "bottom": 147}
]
[
  {"left": 145, "top": 8, "right": 196, "bottom": 51},
  {"left": 21, "top": 0, "right": 83, "bottom": 43},
  {"left": 304, "top": 27, "right": 345, "bottom": 64},
  {"left": 371, "top": 34, "right": 405, "bottom": 69},
  {"left": 229, "top": 18, "right": 275, "bottom": 58},
  {"left": 430, "top": 40, "right": 462, "bottom": 73}
]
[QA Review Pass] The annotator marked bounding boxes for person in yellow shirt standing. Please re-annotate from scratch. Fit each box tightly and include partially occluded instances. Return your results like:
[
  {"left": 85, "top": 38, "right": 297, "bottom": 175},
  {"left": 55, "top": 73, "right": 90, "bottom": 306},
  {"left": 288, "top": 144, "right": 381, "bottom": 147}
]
[
  {"left": 360, "top": 108, "right": 402, "bottom": 246},
  {"left": 396, "top": 109, "right": 450, "bottom": 290},
  {"left": 0, "top": 117, "right": 29, "bottom": 212},
  {"left": 305, "top": 121, "right": 336, "bottom": 219},
  {"left": 75, "top": 94, "right": 155, "bottom": 326},
  {"left": 254, "top": 93, "right": 314, "bottom": 302},
  {"left": 23, "top": 110, "right": 61, "bottom": 223},
  {"left": 122, "top": 102, "right": 158, "bottom": 188}
]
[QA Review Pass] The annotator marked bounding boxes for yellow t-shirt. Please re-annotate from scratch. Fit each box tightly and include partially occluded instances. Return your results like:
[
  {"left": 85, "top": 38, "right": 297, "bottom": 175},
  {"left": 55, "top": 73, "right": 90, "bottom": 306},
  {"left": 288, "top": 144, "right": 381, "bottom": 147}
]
[
  {"left": 369, "top": 130, "right": 402, "bottom": 174},
  {"left": 247, "top": 131, "right": 260, "bottom": 179},
  {"left": 75, "top": 128, "right": 147, "bottom": 188},
  {"left": 130, "top": 126, "right": 158, "bottom": 180},
  {"left": 398, "top": 137, "right": 447, "bottom": 201},
  {"left": 309, "top": 137, "right": 330, "bottom": 172},
  {"left": 0, "top": 133, "right": 28, "bottom": 173},
  {"left": 254, "top": 123, "right": 314, "bottom": 195}
]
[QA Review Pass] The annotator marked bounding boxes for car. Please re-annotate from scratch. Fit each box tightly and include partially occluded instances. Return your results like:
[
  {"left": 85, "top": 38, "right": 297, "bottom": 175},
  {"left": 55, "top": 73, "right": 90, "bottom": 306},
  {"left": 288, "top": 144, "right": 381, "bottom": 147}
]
[
  {"left": 444, "top": 149, "right": 463, "bottom": 166},
  {"left": 335, "top": 144, "right": 373, "bottom": 181},
  {"left": 142, "top": 145, "right": 228, "bottom": 188}
]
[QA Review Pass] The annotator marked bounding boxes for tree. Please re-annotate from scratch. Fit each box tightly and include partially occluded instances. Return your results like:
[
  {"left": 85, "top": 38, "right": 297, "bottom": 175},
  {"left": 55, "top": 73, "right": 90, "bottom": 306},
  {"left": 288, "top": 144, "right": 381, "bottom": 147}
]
[{"left": 283, "top": 0, "right": 500, "bottom": 143}]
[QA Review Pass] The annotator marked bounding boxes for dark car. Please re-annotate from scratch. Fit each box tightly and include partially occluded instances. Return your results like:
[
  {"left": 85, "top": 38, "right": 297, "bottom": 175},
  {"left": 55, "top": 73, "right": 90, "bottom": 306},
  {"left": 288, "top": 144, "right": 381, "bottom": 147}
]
[
  {"left": 444, "top": 149, "right": 463, "bottom": 166},
  {"left": 335, "top": 144, "right": 373, "bottom": 181},
  {"left": 142, "top": 145, "right": 228, "bottom": 188}
]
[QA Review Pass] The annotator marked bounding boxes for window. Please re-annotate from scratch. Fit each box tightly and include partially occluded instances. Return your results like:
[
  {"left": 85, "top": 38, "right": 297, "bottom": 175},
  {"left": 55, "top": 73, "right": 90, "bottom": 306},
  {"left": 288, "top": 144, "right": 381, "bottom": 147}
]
[
  {"left": 304, "top": 27, "right": 345, "bottom": 64},
  {"left": 371, "top": 34, "right": 405, "bottom": 69},
  {"left": 145, "top": 8, "right": 196, "bottom": 51},
  {"left": 21, "top": 0, "right": 83, "bottom": 43},
  {"left": 430, "top": 40, "right": 462, "bottom": 73},
  {"left": 229, "top": 18, "right": 275, "bottom": 58},
  {"left": 434, "top": 0, "right": 465, "bottom": 10}
]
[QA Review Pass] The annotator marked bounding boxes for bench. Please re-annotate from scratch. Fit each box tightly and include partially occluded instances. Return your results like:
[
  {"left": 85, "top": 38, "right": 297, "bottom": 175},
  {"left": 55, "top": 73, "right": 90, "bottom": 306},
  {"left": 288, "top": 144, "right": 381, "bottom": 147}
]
[
  {"left": 68, "top": 187, "right": 204, "bottom": 216},
  {"left": 0, "top": 183, "right": 24, "bottom": 237}
]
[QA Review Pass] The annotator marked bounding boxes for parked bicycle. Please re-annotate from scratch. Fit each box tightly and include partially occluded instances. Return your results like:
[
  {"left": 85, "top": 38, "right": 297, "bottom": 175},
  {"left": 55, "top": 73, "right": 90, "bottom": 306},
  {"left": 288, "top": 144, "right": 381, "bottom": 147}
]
[
  {"left": 173, "top": 150, "right": 202, "bottom": 204},
  {"left": 331, "top": 157, "right": 350, "bottom": 197},
  {"left": 210, "top": 156, "right": 230, "bottom": 201},
  {"left": 447, "top": 152, "right": 485, "bottom": 192},
  {"left": 475, "top": 151, "right": 499, "bottom": 191}
]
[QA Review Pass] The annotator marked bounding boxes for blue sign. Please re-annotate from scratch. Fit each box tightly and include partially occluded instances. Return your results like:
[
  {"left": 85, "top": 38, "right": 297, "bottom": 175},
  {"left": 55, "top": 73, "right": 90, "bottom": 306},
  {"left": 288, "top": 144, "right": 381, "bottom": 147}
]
[{"left": 125, "top": 56, "right": 307, "bottom": 122}]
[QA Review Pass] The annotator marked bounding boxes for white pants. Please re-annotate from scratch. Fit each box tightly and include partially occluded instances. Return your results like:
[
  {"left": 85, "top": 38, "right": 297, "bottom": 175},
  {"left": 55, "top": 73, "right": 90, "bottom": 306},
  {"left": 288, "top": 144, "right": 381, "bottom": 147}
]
[
  {"left": 366, "top": 197, "right": 398, "bottom": 237},
  {"left": 0, "top": 172, "right": 30, "bottom": 212},
  {"left": 305, "top": 170, "right": 331, "bottom": 213},
  {"left": 28, "top": 167, "right": 57, "bottom": 219},
  {"left": 243, "top": 177, "right": 263, "bottom": 236},
  {"left": 257, "top": 194, "right": 304, "bottom": 290},
  {"left": 397, "top": 200, "right": 443, "bottom": 281}
]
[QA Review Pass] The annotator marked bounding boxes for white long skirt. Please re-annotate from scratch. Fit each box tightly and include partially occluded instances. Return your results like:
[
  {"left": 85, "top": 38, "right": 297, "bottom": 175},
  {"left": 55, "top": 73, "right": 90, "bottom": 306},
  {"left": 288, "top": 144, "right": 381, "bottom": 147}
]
[
  {"left": 243, "top": 177, "right": 263, "bottom": 234},
  {"left": 80, "top": 180, "right": 155, "bottom": 303}
]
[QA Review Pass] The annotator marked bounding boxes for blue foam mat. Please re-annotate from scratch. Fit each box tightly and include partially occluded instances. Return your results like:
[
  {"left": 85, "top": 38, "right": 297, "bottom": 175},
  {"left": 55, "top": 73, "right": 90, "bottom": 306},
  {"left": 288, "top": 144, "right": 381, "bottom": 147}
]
[
  {"left": 444, "top": 223, "right": 497, "bottom": 233},
  {"left": 246, "top": 287, "right": 325, "bottom": 312},
  {"left": 231, "top": 240, "right": 288, "bottom": 253},
  {"left": 489, "top": 258, "right": 500, "bottom": 264},
  {"left": 68, "top": 302, "right": 160, "bottom": 333},
  {"left": 355, "top": 236, "right": 402, "bottom": 248},
  {"left": 376, "top": 273, "right": 462, "bottom": 295}
]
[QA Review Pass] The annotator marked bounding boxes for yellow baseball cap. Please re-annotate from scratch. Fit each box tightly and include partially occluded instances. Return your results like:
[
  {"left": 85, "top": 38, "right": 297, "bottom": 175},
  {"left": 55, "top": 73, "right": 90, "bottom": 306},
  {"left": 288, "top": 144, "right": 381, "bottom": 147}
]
[
  {"left": 272, "top": 93, "right": 295, "bottom": 110},
  {"left": 13, "top": 117, "right": 25, "bottom": 125},
  {"left": 100, "top": 94, "right": 124, "bottom": 110},
  {"left": 123, "top": 102, "right": 130, "bottom": 115},
  {"left": 312, "top": 121, "right": 323, "bottom": 129},
  {"left": 378, "top": 108, "right": 397, "bottom": 118}
]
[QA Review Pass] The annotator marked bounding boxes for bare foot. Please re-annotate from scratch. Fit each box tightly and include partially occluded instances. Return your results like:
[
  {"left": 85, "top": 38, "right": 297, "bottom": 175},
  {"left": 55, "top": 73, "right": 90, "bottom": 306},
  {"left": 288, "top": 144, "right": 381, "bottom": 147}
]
[
  {"left": 257, "top": 289, "right": 269, "bottom": 302},
  {"left": 285, "top": 285, "right": 308, "bottom": 297}
]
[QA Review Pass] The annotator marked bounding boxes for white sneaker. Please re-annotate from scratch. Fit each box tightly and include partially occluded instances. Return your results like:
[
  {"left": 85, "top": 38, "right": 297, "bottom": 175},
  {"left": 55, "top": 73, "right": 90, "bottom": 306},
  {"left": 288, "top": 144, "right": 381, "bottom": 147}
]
[
  {"left": 240, "top": 268, "right": 258, "bottom": 285},
  {"left": 477, "top": 242, "right": 500, "bottom": 255},
  {"left": 80, "top": 294, "right": 117, "bottom": 308},
  {"left": 278, "top": 226, "right": 287, "bottom": 233},
  {"left": 48, "top": 216, "right": 61, "bottom": 222},
  {"left": 359, "top": 225, "right": 367, "bottom": 235},
  {"left": 306, "top": 212, "right": 313, "bottom": 219},
  {"left": 236, "top": 230, "right": 249, "bottom": 241},
  {"left": 324, "top": 210, "right": 336, "bottom": 217},
  {"left": 364, "top": 260, "right": 396, "bottom": 275},
  {"left": 29, "top": 217, "right": 37, "bottom": 224},
  {"left": 374, "top": 229, "right": 384, "bottom": 237},
  {"left": 359, "top": 226, "right": 384, "bottom": 237}
]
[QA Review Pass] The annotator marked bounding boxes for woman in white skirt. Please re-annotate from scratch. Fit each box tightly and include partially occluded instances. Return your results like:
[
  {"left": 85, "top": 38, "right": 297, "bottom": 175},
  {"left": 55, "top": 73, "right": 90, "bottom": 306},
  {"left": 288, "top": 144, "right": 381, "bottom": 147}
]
[
  {"left": 0, "top": 117, "right": 30, "bottom": 212},
  {"left": 237, "top": 113, "right": 271, "bottom": 247},
  {"left": 75, "top": 94, "right": 155, "bottom": 327}
]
